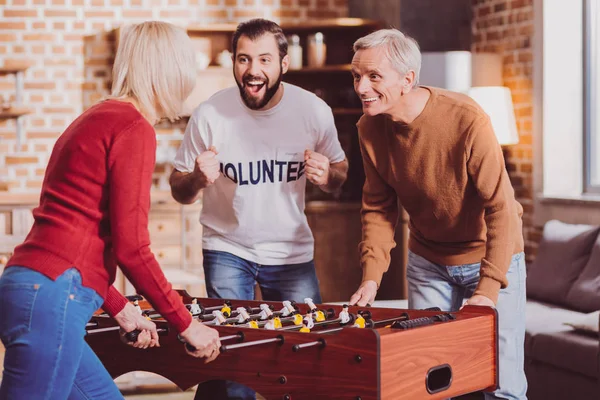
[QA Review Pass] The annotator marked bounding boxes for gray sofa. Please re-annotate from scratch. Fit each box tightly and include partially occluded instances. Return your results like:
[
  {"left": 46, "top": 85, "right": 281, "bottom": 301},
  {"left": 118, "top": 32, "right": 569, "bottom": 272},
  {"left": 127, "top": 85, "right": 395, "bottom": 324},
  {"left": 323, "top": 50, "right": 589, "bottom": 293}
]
[{"left": 525, "top": 220, "right": 600, "bottom": 400}]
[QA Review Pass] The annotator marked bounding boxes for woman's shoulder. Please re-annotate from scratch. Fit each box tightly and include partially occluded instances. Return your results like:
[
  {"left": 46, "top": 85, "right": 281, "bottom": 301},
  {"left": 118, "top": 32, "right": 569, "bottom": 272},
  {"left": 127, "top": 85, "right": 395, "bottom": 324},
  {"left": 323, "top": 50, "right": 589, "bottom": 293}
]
[{"left": 85, "top": 99, "right": 153, "bottom": 136}]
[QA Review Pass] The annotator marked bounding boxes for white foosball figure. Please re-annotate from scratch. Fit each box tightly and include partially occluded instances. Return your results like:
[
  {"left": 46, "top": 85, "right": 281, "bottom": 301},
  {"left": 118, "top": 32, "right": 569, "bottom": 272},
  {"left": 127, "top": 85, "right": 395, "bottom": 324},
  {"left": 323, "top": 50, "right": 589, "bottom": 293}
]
[
  {"left": 189, "top": 298, "right": 202, "bottom": 316},
  {"left": 280, "top": 300, "right": 296, "bottom": 317},
  {"left": 212, "top": 310, "right": 227, "bottom": 325},
  {"left": 304, "top": 297, "right": 317, "bottom": 313},
  {"left": 339, "top": 304, "right": 351, "bottom": 325},
  {"left": 303, "top": 313, "right": 315, "bottom": 329},
  {"left": 299, "top": 313, "right": 314, "bottom": 333},
  {"left": 236, "top": 307, "right": 251, "bottom": 324},
  {"left": 259, "top": 303, "right": 273, "bottom": 320},
  {"left": 264, "top": 317, "right": 276, "bottom": 330}
]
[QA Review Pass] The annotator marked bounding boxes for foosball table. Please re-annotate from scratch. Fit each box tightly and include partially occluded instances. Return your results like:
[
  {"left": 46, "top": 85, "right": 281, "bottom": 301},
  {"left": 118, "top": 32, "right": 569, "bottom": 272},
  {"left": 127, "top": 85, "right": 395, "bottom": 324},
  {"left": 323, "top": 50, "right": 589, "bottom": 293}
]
[{"left": 85, "top": 290, "right": 498, "bottom": 400}]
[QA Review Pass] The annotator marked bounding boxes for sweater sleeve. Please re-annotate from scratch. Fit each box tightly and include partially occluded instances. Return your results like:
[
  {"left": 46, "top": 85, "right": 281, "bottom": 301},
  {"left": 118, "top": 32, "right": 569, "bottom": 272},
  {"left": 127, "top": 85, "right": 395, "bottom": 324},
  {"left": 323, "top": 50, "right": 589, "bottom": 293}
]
[
  {"left": 102, "top": 285, "right": 129, "bottom": 317},
  {"left": 358, "top": 133, "right": 398, "bottom": 287},
  {"left": 466, "top": 115, "right": 516, "bottom": 304},
  {"left": 107, "top": 120, "right": 192, "bottom": 333}
]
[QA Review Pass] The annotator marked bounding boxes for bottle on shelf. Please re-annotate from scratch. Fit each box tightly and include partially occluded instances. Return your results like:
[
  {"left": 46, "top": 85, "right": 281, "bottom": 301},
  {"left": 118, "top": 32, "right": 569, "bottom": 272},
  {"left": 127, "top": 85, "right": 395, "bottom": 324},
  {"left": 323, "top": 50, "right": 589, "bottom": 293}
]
[
  {"left": 307, "top": 32, "right": 326, "bottom": 68},
  {"left": 288, "top": 34, "right": 303, "bottom": 70}
]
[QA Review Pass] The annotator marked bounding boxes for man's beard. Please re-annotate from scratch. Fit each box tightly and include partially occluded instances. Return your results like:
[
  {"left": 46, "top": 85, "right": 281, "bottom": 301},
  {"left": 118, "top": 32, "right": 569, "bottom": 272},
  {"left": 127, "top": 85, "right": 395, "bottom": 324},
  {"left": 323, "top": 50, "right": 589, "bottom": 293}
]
[{"left": 237, "top": 67, "right": 283, "bottom": 110}]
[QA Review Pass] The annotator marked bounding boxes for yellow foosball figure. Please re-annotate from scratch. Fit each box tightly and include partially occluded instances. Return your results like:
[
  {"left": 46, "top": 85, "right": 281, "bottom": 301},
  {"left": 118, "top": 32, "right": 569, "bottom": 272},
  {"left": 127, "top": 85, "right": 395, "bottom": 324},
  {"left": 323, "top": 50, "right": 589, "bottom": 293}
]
[
  {"left": 353, "top": 314, "right": 366, "bottom": 328},
  {"left": 221, "top": 302, "right": 232, "bottom": 318}
]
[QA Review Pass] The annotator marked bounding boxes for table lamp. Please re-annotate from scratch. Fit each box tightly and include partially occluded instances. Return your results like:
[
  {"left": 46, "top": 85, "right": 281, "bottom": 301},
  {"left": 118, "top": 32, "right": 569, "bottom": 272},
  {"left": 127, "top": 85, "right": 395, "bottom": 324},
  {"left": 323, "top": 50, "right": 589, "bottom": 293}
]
[{"left": 468, "top": 86, "right": 519, "bottom": 145}]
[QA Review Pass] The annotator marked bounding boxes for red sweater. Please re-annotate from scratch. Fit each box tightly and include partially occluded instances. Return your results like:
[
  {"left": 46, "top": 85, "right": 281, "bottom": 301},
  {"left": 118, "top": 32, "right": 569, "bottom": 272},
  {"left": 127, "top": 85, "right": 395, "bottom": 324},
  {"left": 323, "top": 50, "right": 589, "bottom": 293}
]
[{"left": 7, "top": 100, "right": 192, "bottom": 333}]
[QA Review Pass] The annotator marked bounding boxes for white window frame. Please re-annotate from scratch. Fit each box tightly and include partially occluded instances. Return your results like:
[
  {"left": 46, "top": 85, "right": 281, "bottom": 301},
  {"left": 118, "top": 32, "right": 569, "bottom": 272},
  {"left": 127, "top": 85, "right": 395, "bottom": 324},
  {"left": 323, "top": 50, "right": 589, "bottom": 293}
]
[
  {"left": 533, "top": 0, "right": 600, "bottom": 226},
  {"left": 584, "top": 0, "right": 600, "bottom": 194}
]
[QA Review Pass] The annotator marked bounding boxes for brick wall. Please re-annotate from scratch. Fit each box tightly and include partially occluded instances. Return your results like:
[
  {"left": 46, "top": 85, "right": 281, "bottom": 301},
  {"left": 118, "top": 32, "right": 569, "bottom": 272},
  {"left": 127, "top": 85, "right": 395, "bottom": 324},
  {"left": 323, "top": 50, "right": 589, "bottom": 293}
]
[
  {"left": 471, "top": 0, "right": 542, "bottom": 262},
  {"left": 0, "top": 0, "right": 348, "bottom": 192}
]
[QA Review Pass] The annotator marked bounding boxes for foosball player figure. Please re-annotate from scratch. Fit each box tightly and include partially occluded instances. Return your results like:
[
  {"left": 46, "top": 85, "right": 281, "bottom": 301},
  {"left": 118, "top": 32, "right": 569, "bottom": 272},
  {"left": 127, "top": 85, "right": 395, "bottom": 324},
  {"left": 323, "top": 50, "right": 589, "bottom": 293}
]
[
  {"left": 236, "top": 307, "right": 259, "bottom": 329},
  {"left": 304, "top": 297, "right": 326, "bottom": 322},
  {"left": 211, "top": 310, "right": 228, "bottom": 326},
  {"left": 339, "top": 304, "right": 351, "bottom": 325},
  {"left": 353, "top": 313, "right": 366, "bottom": 328},
  {"left": 293, "top": 313, "right": 304, "bottom": 326},
  {"left": 221, "top": 301, "right": 232, "bottom": 318},
  {"left": 264, "top": 315, "right": 280, "bottom": 330},
  {"left": 188, "top": 298, "right": 203, "bottom": 316},
  {"left": 280, "top": 300, "right": 297, "bottom": 317},
  {"left": 299, "top": 313, "right": 315, "bottom": 333},
  {"left": 259, "top": 303, "right": 273, "bottom": 320}
]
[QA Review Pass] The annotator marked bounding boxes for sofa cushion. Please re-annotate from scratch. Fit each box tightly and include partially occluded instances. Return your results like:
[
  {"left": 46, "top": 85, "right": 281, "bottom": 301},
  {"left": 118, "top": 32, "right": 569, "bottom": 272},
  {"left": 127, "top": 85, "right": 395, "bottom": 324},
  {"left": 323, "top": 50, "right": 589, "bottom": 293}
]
[
  {"left": 565, "top": 235, "right": 600, "bottom": 312},
  {"left": 526, "top": 220, "right": 599, "bottom": 307},
  {"left": 529, "top": 331, "right": 599, "bottom": 379},
  {"left": 524, "top": 300, "right": 587, "bottom": 355},
  {"left": 526, "top": 300, "right": 587, "bottom": 336},
  {"left": 526, "top": 300, "right": 599, "bottom": 379}
]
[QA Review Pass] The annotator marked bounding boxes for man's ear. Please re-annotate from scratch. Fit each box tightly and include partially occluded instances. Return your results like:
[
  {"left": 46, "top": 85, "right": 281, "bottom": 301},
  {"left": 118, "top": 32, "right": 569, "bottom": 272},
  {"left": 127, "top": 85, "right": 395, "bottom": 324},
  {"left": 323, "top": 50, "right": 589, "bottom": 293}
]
[
  {"left": 402, "top": 70, "right": 416, "bottom": 94},
  {"left": 281, "top": 54, "right": 290, "bottom": 74}
]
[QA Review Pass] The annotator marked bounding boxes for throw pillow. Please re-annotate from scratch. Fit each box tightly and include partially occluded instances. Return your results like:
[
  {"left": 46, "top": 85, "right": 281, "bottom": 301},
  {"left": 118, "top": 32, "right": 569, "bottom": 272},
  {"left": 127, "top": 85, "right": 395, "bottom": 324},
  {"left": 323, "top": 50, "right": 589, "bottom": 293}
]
[
  {"left": 565, "top": 235, "right": 600, "bottom": 312},
  {"left": 526, "top": 220, "right": 600, "bottom": 306}
]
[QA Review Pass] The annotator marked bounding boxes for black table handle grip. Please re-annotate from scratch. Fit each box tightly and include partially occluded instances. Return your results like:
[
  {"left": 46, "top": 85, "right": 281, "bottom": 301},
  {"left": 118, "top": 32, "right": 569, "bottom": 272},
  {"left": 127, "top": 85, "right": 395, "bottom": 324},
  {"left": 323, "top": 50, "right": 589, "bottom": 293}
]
[{"left": 125, "top": 329, "right": 140, "bottom": 342}]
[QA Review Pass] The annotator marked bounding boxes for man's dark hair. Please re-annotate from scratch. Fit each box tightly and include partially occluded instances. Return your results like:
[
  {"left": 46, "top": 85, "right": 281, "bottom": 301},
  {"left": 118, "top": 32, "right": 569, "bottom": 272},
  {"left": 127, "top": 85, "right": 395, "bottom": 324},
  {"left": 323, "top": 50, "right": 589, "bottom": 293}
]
[{"left": 231, "top": 18, "right": 288, "bottom": 61}]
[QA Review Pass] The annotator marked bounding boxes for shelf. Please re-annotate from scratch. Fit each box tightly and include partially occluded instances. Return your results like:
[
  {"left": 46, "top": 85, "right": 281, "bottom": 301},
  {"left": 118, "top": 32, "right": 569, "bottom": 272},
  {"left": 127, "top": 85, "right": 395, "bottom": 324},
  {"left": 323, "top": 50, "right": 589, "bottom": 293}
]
[
  {"left": 279, "top": 18, "right": 380, "bottom": 31},
  {"left": 0, "top": 62, "right": 32, "bottom": 76},
  {"left": 186, "top": 23, "right": 237, "bottom": 33},
  {"left": 0, "top": 107, "right": 32, "bottom": 119},
  {"left": 287, "top": 64, "right": 352, "bottom": 73},
  {"left": 186, "top": 18, "right": 380, "bottom": 35},
  {"left": 0, "top": 192, "right": 39, "bottom": 206},
  {"left": 0, "top": 63, "right": 31, "bottom": 147}
]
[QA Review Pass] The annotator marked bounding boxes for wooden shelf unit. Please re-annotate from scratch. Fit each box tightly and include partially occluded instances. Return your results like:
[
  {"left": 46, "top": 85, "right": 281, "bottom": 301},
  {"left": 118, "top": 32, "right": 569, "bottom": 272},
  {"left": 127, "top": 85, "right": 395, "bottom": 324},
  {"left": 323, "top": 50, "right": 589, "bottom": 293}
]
[
  {"left": 187, "top": 18, "right": 380, "bottom": 34},
  {"left": 0, "top": 106, "right": 32, "bottom": 119},
  {"left": 0, "top": 63, "right": 32, "bottom": 76},
  {"left": 0, "top": 61, "right": 33, "bottom": 147},
  {"left": 286, "top": 64, "right": 352, "bottom": 73},
  {"left": 186, "top": 18, "right": 379, "bottom": 71}
]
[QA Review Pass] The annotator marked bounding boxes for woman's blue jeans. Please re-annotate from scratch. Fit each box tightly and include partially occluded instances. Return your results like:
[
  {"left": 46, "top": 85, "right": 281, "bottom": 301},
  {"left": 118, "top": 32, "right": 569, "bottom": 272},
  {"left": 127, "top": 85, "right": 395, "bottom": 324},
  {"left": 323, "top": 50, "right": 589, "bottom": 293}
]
[{"left": 0, "top": 266, "right": 124, "bottom": 400}]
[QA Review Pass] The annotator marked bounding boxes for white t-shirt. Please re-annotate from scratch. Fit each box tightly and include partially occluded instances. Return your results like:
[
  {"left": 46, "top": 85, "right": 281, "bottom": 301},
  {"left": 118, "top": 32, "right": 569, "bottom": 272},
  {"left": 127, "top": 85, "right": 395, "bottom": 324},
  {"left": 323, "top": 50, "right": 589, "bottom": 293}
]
[{"left": 173, "top": 83, "right": 346, "bottom": 265}]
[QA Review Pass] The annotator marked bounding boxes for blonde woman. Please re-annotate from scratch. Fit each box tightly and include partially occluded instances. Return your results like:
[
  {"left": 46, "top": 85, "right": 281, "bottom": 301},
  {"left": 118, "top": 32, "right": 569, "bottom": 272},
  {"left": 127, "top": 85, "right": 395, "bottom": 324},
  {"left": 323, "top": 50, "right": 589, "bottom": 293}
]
[{"left": 0, "top": 21, "right": 220, "bottom": 399}]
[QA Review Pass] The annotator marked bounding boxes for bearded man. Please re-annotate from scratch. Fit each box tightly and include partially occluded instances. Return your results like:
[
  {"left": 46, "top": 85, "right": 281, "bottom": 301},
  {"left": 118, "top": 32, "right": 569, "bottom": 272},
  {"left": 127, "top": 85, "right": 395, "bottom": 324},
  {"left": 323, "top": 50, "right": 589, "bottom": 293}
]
[{"left": 169, "top": 18, "right": 348, "bottom": 400}]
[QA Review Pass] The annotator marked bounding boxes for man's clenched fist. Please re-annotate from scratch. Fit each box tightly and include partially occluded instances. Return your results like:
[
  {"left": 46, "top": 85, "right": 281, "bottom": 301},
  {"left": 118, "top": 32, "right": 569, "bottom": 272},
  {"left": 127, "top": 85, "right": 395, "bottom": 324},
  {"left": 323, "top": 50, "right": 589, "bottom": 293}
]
[
  {"left": 304, "top": 149, "right": 330, "bottom": 186},
  {"left": 194, "top": 146, "right": 220, "bottom": 186}
]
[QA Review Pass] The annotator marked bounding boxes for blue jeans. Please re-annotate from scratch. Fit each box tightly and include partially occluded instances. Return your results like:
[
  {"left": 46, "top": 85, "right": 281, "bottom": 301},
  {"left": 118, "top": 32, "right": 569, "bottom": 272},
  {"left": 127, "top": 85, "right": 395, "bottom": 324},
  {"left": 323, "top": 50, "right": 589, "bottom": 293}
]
[
  {"left": 407, "top": 251, "right": 527, "bottom": 400},
  {"left": 0, "top": 266, "right": 123, "bottom": 400},
  {"left": 194, "top": 250, "right": 321, "bottom": 400}
]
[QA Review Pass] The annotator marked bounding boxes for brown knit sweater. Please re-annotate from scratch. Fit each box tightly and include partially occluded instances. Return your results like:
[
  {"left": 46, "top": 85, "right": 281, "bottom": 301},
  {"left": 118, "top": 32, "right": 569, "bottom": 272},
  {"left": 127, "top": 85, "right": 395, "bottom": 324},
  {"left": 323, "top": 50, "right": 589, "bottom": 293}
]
[{"left": 357, "top": 86, "right": 524, "bottom": 303}]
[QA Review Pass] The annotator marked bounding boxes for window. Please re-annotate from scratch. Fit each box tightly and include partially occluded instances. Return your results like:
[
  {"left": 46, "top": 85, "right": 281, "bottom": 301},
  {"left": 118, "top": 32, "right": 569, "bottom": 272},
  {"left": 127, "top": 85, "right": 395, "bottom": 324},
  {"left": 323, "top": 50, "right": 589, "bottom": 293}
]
[
  {"left": 585, "top": 0, "right": 600, "bottom": 193},
  {"left": 533, "top": 0, "right": 600, "bottom": 226}
]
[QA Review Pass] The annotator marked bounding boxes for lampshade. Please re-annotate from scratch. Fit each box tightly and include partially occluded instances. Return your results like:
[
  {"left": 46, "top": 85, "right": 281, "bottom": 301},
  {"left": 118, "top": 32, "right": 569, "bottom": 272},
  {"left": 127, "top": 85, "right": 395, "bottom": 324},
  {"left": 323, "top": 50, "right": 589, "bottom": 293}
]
[
  {"left": 420, "top": 52, "right": 503, "bottom": 93},
  {"left": 468, "top": 86, "right": 519, "bottom": 145}
]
